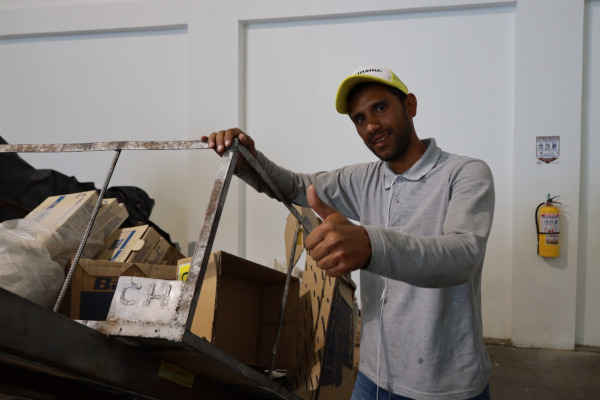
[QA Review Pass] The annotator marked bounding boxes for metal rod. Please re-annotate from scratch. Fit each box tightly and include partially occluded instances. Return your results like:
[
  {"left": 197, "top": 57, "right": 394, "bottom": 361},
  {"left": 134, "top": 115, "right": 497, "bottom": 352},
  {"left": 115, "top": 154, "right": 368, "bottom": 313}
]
[
  {"left": 268, "top": 220, "right": 301, "bottom": 378},
  {"left": 236, "top": 144, "right": 314, "bottom": 235},
  {"left": 53, "top": 149, "right": 121, "bottom": 312}
]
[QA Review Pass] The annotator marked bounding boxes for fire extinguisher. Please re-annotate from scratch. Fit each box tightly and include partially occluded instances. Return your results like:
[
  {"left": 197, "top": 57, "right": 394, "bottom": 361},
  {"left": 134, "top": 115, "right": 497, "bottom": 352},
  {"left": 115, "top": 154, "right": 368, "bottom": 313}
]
[{"left": 535, "top": 194, "right": 561, "bottom": 258}]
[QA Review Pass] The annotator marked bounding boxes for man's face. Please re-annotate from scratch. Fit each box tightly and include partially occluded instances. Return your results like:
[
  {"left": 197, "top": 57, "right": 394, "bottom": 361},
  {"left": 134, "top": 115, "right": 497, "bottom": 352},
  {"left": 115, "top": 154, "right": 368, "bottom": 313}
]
[{"left": 347, "top": 84, "right": 415, "bottom": 163}]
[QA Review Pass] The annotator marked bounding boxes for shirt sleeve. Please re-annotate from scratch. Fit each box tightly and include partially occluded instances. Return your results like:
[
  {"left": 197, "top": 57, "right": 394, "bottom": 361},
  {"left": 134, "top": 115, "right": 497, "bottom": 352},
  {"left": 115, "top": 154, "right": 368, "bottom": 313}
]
[
  {"left": 235, "top": 151, "right": 311, "bottom": 205},
  {"left": 364, "top": 159, "right": 495, "bottom": 288},
  {"left": 235, "top": 150, "right": 364, "bottom": 219}
]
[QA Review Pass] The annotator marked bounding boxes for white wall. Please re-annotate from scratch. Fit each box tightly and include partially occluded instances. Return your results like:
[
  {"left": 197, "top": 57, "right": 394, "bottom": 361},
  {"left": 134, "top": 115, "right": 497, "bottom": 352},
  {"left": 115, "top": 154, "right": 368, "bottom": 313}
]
[
  {"left": 0, "top": 17, "right": 190, "bottom": 250},
  {"left": 244, "top": 6, "right": 515, "bottom": 339},
  {"left": 577, "top": 0, "right": 600, "bottom": 347},
  {"left": 0, "top": 0, "right": 598, "bottom": 349},
  {"left": 511, "top": 0, "right": 585, "bottom": 350}
]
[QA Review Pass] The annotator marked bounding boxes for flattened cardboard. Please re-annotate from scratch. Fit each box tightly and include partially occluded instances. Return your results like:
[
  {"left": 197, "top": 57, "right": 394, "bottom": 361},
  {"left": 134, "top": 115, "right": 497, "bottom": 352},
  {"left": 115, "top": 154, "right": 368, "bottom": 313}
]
[
  {"left": 285, "top": 206, "right": 320, "bottom": 269},
  {"left": 289, "top": 255, "right": 336, "bottom": 394},
  {"left": 282, "top": 206, "right": 357, "bottom": 399},
  {"left": 288, "top": 256, "right": 356, "bottom": 400},
  {"left": 315, "top": 278, "right": 356, "bottom": 400}
]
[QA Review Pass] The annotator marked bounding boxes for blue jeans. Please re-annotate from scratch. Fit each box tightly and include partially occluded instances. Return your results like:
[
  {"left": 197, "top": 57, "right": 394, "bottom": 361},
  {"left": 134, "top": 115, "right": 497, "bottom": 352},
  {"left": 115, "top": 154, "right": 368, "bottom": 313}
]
[{"left": 351, "top": 372, "right": 491, "bottom": 400}]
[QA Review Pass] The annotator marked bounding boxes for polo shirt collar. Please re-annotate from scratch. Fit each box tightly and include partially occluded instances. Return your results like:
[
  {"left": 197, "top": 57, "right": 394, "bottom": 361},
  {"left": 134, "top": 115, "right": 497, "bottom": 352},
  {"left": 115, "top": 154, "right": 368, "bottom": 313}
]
[{"left": 383, "top": 138, "right": 441, "bottom": 189}]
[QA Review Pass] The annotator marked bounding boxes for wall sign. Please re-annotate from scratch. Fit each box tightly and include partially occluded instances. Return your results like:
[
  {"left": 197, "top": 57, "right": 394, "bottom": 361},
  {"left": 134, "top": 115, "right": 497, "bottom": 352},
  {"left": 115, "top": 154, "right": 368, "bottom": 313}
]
[{"left": 536, "top": 136, "right": 560, "bottom": 164}]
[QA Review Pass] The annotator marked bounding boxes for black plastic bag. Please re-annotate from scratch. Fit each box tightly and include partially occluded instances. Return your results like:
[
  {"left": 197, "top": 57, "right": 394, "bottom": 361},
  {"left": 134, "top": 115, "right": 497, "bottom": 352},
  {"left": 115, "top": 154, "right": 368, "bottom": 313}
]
[{"left": 0, "top": 135, "right": 172, "bottom": 245}]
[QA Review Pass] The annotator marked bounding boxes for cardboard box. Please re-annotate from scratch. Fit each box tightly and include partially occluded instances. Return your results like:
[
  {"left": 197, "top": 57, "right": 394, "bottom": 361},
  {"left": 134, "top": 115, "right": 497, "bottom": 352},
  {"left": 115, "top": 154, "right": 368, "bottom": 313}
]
[
  {"left": 146, "top": 236, "right": 185, "bottom": 265},
  {"left": 66, "top": 259, "right": 177, "bottom": 320},
  {"left": 186, "top": 251, "right": 299, "bottom": 369},
  {"left": 24, "top": 190, "right": 104, "bottom": 260},
  {"left": 95, "top": 225, "right": 162, "bottom": 263},
  {"left": 176, "top": 257, "right": 191, "bottom": 281},
  {"left": 25, "top": 190, "right": 97, "bottom": 228},
  {"left": 25, "top": 190, "right": 98, "bottom": 242},
  {"left": 91, "top": 198, "right": 129, "bottom": 240},
  {"left": 24, "top": 192, "right": 128, "bottom": 257},
  {"left": 289, "top": 258, "right": 356, "bottom": 399}
]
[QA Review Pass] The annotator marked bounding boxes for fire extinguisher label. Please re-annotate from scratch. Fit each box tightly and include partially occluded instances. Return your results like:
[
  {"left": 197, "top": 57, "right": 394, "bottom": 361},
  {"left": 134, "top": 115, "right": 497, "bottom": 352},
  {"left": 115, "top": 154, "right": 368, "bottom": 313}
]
[
  {"left": 540, "top": 213, "right": 560, "bottom": 233},
  {"left": 545, "top": 234, "right": 559, "bottom": 245}
]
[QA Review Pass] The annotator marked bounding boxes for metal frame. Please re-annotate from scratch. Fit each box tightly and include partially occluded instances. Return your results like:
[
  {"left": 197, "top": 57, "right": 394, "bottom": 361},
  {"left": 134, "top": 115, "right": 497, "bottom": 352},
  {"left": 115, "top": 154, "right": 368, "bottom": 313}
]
[{"left": 0, "top": 139, "right": 313, "bottom": 399}]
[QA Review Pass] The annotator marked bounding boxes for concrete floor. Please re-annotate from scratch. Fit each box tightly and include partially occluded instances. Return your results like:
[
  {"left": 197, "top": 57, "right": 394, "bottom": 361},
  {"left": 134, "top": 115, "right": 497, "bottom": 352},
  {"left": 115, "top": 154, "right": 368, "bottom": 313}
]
[{"left": 486, "top": 343, "right": 600, "bottom": 400}]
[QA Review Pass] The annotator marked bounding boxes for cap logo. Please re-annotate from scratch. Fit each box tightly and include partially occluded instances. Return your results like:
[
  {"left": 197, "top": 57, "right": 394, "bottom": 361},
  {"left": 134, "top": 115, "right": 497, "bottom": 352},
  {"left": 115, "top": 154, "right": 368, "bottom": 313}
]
[{"left": 356, "top": 68, "right": 383, "bottom": 75}]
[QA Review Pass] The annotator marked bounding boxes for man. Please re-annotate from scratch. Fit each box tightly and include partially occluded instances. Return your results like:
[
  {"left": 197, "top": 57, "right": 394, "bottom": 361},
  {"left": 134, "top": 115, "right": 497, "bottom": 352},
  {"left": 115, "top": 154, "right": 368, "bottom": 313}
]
[{"left": 203, "top": 66, "right": 494, "bottom": 400}]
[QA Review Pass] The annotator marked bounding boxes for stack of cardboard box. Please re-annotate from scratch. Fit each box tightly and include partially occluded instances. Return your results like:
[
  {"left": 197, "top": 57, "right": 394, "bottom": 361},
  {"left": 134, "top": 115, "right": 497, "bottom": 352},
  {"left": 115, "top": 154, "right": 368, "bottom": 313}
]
[
  {"left": 24, "top": 190, "right": 129, "bottom": 260},
  {"left": 38, "top": 193, "right": 186, "bottom": 320},
  {"left": 95, "top": 224, "right": 183, "bottom": 265},
  {"left": 17, "top": 190, "right": 182, "bottom": 318},
  {"left": 65, "top": 223, "right": 185, "bottom": 320}
]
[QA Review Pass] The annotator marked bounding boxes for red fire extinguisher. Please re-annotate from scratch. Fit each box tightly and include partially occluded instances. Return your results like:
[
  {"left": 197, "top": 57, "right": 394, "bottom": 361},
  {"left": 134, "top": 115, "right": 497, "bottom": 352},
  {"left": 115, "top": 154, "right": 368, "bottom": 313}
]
[{"left": 535, "top": 194, "right": 561, "bottom": 258}]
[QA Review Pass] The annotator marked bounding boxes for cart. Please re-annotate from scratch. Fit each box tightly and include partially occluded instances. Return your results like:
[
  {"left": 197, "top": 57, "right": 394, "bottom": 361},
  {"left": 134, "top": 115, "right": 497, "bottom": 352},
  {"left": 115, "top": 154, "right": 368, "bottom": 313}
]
[{"left": 0, "top": 140, "right": 356, "bottom": 400}]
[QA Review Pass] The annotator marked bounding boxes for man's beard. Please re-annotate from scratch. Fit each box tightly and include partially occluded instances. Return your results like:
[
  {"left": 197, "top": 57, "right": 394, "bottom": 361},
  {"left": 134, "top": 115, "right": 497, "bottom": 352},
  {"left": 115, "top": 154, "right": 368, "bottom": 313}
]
[{"left": 369, "top": 125, "right": 412, "bottom": 163}]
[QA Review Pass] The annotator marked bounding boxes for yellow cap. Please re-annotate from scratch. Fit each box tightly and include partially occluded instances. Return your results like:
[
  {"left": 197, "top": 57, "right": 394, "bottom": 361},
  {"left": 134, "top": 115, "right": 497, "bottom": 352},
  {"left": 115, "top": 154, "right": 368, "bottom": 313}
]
[{"left": 335, "top": 66, "right": 409, "bottom": 114}]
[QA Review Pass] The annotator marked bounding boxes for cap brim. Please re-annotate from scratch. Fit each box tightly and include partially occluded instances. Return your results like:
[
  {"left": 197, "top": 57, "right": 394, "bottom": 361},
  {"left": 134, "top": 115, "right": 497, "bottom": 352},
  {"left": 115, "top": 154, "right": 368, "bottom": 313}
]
[{"left": 335, "top": 75, "right": 402, "bottom": 114}]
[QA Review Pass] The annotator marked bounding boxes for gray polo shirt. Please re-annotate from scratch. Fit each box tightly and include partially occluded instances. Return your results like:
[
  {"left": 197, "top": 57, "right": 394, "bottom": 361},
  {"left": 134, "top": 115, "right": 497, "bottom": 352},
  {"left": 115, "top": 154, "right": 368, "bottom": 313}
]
[{"left": 238, "top": 138, "right": 495, "bottom": 399}]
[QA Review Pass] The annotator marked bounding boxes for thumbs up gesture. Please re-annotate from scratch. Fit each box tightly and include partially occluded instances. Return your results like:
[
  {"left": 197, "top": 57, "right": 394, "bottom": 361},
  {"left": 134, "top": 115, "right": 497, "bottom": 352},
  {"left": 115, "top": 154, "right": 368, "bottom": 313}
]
[{"left": 305, "top": 185, "right": 372, "bottom": 277}]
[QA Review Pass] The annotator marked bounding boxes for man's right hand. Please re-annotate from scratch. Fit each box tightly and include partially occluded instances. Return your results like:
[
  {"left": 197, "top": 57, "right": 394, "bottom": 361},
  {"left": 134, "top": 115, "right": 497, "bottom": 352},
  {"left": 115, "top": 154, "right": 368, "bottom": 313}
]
[
  {"left": 305, "top": 185, "right": 372, "bottom": 277},
  {"left": 201, "top": 128, "right": 257, "bottom": 170}
]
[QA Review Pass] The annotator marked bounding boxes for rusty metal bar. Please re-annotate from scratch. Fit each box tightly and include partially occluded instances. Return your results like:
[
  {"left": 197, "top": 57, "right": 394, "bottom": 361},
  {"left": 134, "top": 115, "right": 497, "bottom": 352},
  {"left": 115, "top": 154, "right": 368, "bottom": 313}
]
[
  {"left": 0, "top": 140, "right": 209, "bottom": 153},
  {"left": 53, "top": 149, "right": 122, "bottom": 312},
  {"left": 182, "top": 142, "right": 239, "bottom": 331}
]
